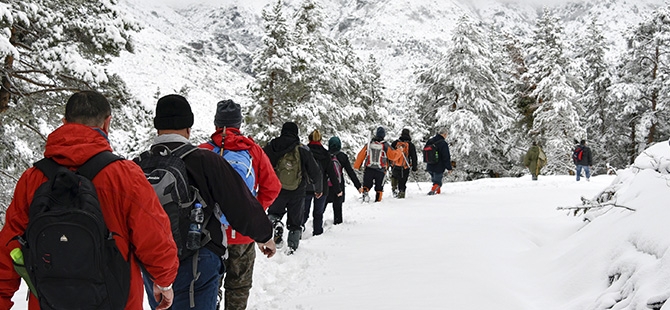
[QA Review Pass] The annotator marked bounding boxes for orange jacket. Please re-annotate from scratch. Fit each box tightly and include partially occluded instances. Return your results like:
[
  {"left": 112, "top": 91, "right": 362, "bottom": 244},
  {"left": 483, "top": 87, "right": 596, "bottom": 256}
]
[
  {"left": 353, "top": 139, "right": 403, "bottom": 171},
  {"left": 199, "top": 127, "right": 281, "bottom": 245},
  {"left": 0, "top": 123, "right": 179, "bottom": 309}
]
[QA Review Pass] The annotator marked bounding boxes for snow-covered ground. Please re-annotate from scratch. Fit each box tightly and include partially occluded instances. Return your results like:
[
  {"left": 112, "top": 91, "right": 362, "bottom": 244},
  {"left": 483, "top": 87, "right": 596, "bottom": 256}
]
[{"left": 11, "top": 141, "right": 670, "bottom": 309}]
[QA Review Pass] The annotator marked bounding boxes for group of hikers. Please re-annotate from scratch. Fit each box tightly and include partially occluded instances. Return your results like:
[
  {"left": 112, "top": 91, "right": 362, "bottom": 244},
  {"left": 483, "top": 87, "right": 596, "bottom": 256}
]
[
  {"left": 523, "top": 139, "right": 594, "bottom": 181},
  {"left": 0, "top": 91, "right": 456, "bottom": 310}
]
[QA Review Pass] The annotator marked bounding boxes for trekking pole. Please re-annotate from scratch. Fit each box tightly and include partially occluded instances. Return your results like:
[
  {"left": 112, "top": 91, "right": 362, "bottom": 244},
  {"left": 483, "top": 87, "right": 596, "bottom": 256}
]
[{"left": 412, "top": 170, "right": 422, "bottom": 191}]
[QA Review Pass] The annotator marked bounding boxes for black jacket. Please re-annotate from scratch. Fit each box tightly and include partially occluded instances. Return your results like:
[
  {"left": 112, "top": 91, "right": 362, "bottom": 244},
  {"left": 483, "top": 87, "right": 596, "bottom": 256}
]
[
  {"left": 140, "top": 138, "right": 273, "bottom": 258},
  {"left": 574, "top": 145, "right": 593, "bottom": 166},
  {"left": 264, "top": 133, "right": 322, "bottom": 197},
  {"left": 327, "top": 150, "right": 362, "bottom": 203},
  {"left": 425, "top": 134, "right": 453, "bottom": 173},
  {"left": 306, "top": 142, "right": 339, "bottom": 198}
]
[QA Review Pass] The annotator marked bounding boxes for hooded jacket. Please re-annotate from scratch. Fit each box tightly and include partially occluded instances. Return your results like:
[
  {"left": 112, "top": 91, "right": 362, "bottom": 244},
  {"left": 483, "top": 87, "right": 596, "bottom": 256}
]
[
  {"left": 263, "top": 130, "right": 322, "bottom": 197},
  {"left": 199, "top": 127, "right": 281, "bottom": 245},
  {"left": 143, "top": 134, "right": 273, "bottom": 258},
  {"left": 307, "top": 141, "right": 340, "bottom": 198},
  {"left": 327, "top": 137, "right": 361, "bottom": 203},
  {"left": 425, "top": 134, "right": 453, "bottom": 173},
  {"left": 0, "top": 123, "right": 179, "bottom": 310}
]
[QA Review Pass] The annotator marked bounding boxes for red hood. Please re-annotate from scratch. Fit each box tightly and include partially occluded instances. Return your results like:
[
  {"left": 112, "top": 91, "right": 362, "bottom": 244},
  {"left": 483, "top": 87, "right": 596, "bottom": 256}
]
[
  {"left": 43, "top": 123, "right": 113, "bottom": 167},
  {"left": 209, "top": 127, "right": 255, "bottom": 151}
]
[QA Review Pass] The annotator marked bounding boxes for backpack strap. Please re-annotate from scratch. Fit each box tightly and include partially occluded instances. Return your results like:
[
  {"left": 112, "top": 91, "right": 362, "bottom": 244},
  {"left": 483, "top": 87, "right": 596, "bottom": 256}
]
[
  {"left": 171, "top": 143, "right": 199, "bottom": 159},
  {"left": 33, "top": 158, "right": 68, "bottom": 180},
  {"left": 77, "top": 151, "right": 122, "bottom": 180},
  {"left": 33, "top": 151, "right": 121, "bottom": 181}
]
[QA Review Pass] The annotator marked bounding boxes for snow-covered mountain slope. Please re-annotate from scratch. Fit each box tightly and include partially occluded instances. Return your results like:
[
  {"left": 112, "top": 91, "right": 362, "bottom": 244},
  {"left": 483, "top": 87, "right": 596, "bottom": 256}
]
[{"left": 109, "top": 0, "right": 664, "bottom": 135}]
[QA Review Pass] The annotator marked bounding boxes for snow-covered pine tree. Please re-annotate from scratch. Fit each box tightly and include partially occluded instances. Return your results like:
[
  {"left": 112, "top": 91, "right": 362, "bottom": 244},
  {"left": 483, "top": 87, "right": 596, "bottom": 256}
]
[
  {"left": 525, "top": 8, "right": 584, "bottom": 174},
  {"left": 249, "top": 0, "right": 381, "bottom": 148},
  {"left": 0, "top": 0, "right": 145, "bottom": 221},
  {"left": 610, "top": 5, "right": 670, "bottom": 163},
  {"left": 414, "top": 14, "right": 514, "bottom": 178},
  {"left": 248, "top": 0, "right": 297, "bottom": 142},
  {"left": 574, "top": 18, "right": 625, "bottom": 170}
]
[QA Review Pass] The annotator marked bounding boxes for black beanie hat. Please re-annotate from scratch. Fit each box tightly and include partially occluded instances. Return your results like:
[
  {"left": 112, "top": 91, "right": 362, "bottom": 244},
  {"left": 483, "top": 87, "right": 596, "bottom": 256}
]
[
  {"left": 401, "top": 128, "right": 410, "bottom": 137},
  {"left": 375, "top": 126, "right": 386, "bottom": 139},
  {"left": 154, "top": 94, "right": 194, "bottom": 130},
  {"left": 281, "top": 122, "right": 299, "bottom": 136},
  {"left": 214, "top": 99, "right": 242, "bottom": 128}
]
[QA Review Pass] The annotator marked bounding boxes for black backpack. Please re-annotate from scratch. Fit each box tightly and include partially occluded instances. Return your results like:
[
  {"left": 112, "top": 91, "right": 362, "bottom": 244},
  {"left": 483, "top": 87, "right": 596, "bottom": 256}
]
[
  {"left": 423, "top": 143, "right": 439, "bottom": 164},
  {"left": 134, "top": 143, "right": 212, "bottom": 261},
  {"left": 20, "top": 151, "right": 130, "bottom": 310}
]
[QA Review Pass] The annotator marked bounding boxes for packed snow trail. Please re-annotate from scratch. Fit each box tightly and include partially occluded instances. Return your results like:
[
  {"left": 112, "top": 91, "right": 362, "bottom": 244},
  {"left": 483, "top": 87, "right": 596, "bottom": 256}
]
[
  {"left": 245, "top": 175, "right": 613, "bottom": 310},
  {"left": 10, "top": 175, "right": 613, "bottom": 309}
]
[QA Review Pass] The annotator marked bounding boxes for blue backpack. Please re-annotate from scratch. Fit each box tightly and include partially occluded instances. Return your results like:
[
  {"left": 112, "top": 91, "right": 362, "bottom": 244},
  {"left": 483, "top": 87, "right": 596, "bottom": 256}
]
[{"left": 208, "top": 142, "right": 256, "bottom": 196}]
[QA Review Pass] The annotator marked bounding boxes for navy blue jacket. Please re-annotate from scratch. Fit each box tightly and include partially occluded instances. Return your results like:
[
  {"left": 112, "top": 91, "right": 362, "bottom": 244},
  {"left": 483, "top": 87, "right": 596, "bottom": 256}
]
[{"left": 425, "top": 134, "right": 452, "bottom": 173}]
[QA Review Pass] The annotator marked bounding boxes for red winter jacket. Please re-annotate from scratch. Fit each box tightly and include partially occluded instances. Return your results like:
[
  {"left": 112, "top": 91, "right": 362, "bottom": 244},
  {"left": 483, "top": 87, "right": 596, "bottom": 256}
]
[
  {"left": 199, "top": 127, "right": 281, "bottom": 245},
  {"left": 0, "top": 123, "right": 179, "bottom": 310}
]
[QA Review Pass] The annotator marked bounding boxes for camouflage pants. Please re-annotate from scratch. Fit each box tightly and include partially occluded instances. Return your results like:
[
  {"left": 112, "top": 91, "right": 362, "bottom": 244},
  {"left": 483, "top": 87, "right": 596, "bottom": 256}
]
[{"left": 223, "top": 243, "right": 256, "bottom": 310}]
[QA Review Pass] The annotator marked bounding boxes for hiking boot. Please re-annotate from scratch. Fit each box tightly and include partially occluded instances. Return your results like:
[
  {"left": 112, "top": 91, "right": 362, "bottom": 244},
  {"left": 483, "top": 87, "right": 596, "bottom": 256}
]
[
  {"left": 375, "top": 191, "right": 383, "bottom": 202},
  {"left": 428, "top": 184, "right": 439, "bottom": 195},
  {"left": 273, "top": 220, "right": 285, "bottom": 249},
  {"left": 397, "top": 191, "right": 405, "bottom": 199},
  {"left": 392, "top": 189, "right": 398, "bottom": 198},
  {"left": 436, "top": 187, "right": 441, "bottom": 194},
  {"left": 287, "top": 229, "right": 302, "bottom": 253},
  {"left": 361, "top": 188, "right": 370, "bottom": 203}
]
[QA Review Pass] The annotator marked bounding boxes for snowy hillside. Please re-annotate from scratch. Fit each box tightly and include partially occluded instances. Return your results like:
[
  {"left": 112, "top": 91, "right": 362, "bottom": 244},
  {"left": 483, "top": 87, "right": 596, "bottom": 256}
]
[{"left": 109, "top": 0, "right": 665, "bottom": 123}]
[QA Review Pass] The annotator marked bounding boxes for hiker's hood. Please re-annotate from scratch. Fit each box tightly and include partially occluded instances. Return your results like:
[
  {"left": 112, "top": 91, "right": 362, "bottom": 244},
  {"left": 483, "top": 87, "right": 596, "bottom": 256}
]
[
  {"left": 266, "top": 135, "right": 300, "bottom": 164},
  {"left": 308, "top": 142, "right": 329, "bottom": 161},
  {"left": 44, "top": 123, "right": 113, "bottom": 167},
  {"left": 209, "top": 127, "right": 255, "bottom": 151}
]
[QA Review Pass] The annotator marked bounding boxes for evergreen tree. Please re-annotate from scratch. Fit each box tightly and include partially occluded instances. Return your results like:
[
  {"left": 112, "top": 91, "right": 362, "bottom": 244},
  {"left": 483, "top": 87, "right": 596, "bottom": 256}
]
[
  {"left": 248, "top": 0, "right": 297, "bottom": 142},
  {"left": 575, "top": 18, "right": 625, "bottom": 170},
  {"left": 249, "top": 0, "right": 383, "bottom": 148},
  {"left": 0, "top": 0, "right": 145, "bottom": 221},
  {"left": 414, "top": 15, "right": 514, "bottom": 177},
  {"left": 525, "top": 8, "right": 584, "bottom": 174},
  {"left": 610, "top": 5, "right": 670, "bottom": 163}
]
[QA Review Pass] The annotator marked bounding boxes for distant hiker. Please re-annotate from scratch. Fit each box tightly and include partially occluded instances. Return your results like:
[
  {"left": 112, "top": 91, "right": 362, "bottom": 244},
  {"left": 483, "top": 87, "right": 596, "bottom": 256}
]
[
  {"left": 0, "top": 91, "right": 179, "bottom": 310},
  {"left": 303, "top": 130, "right": 342, "bottom": 236},
  {"left": 137, "top": 94, "right": 275, "bottom": 310},
  {"left": 353, "top": 126, "right": 403, "bottom": 202},
  {"left": 198, "top": 99, "right": 281, "bottom": 310},
  {"left": 573, "top": 139, "right": 593, "bottom": 181},
  {"left": 326, "top": 136, "right": 362, "bottom": 224},
  {"left": 523, "top": 141, "right": 546, "bottom": 181},
  {"left": 390, "top": 128, "right": 419, "bottom": 198},
  {"left": 424, "top": 128, "right": 453, "bottom": 195},
  {"left": 263, "top": 122, "right": 322, "bottom": 254}
]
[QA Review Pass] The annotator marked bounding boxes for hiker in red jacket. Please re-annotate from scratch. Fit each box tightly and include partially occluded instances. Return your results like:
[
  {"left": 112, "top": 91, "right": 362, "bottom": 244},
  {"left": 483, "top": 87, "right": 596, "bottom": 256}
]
[
  {"left": 199, "top": 99, "right": 281, "bottom": 310},
  {"left": 0, "top": 91, "right": 179, "bottom": 310}
]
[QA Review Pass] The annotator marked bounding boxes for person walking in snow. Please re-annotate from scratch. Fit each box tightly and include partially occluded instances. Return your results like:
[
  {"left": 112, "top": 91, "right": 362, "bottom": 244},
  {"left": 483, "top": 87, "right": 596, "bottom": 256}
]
[
  {"left": 0, "top": 91, "right": 179, "bottom": 310},
  {"left": 326, "top": 136, "right": 362, "bottom": 224},
  {"left": 523, "top": 141, "right": 546, "bottom": 181},
  {"left": 263, "top": 122, "right": 322, "bottom": 254},
  {"left": 198, "top": 99, "right": 281, "bottom": 310},
  {"left": 390, "top": 128, "right": 419, "bottom": 198},
  {"left": 424, "top": 128, "right": 453, "bottom": 195},
  {"left": 353, "top": 126, "right": 403, "bottom": 202},
  {"left": 573, "top": 139, "right": 594, "bottom": 181},
  {"left": 303, "top": 129, "right": 341, "bottom": 236},
  {"left": 138, "top": 95, "right": 276, "bottom": 310}
]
